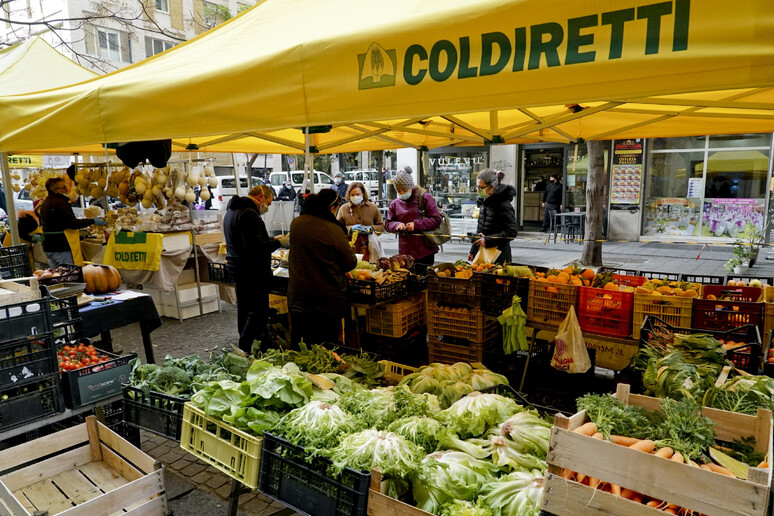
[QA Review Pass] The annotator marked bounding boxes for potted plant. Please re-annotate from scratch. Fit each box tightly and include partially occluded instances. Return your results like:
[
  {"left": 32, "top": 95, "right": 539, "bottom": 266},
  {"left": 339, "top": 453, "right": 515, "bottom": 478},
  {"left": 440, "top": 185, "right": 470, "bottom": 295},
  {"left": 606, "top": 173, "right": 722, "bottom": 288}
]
[{"left": 725, "top": 255, "right": 748, "bottom": 275}]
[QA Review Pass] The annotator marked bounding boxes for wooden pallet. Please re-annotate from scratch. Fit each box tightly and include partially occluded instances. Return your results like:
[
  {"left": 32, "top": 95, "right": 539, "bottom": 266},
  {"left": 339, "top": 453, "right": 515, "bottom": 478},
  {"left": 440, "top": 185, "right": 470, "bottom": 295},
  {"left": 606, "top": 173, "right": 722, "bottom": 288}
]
[
  {"left": 542, "top": 384, "right": 773, "bottom": 516},
  {"left": 0, "top": 416, "right": 167, "bottom": 516}
]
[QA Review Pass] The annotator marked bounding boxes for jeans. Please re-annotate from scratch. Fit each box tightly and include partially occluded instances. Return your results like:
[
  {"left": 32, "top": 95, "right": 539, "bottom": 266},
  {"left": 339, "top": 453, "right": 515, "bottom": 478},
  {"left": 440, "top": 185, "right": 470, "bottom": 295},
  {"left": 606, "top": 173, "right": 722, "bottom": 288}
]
[
  {"left": 542, "top": 204, "right": 559, "bottom": 232},
  {"left": 45, "top": 250, "right": 74, "bottom": 268}
]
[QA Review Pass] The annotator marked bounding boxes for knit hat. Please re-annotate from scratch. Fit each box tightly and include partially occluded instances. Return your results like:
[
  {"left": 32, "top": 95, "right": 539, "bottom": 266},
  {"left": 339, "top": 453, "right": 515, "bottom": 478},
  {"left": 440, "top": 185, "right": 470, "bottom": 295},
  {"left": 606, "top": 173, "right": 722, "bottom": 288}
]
[
  {"left": 334, "top": 171, "right": 345, "bottom": 179},
  {"left": 393, "top": 169, "right": 415, "bottom": 191}
]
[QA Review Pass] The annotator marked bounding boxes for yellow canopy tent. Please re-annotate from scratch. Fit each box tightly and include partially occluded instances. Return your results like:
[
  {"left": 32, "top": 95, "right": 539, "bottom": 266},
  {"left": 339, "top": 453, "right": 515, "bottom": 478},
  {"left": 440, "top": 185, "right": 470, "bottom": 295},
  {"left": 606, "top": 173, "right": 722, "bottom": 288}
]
[
  {"left": 1, "top": 0, "right": 774, "bottom": 155},
  {"left": 0, "top": 36, "right": 103, "bottom": 243}
]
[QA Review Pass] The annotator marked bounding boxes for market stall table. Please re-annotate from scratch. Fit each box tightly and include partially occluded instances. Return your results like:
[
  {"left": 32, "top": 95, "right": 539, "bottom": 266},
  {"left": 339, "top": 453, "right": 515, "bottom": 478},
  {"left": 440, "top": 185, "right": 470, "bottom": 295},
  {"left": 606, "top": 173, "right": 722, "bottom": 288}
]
[{"left": 79, "top": 290, "right": 162, "bottom": 364}]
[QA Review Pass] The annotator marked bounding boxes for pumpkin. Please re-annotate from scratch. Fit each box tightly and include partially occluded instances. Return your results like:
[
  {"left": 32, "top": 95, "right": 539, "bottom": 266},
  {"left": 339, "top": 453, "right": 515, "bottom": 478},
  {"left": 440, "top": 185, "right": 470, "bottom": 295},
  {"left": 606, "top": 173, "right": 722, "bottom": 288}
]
[{"left": 83, "top": 264, "right": 122, "bottom": 294}]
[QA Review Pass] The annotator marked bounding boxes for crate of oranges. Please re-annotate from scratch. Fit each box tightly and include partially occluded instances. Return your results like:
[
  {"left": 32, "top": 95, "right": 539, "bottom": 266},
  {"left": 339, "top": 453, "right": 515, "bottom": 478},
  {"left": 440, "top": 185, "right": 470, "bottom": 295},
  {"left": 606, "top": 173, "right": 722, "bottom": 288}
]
[
  {"left": 631, "top": 278, "right": 701, "bottom": 338},
  {"left": 576, "top": 271, "right": 648, "bottom": 338},
  {"left": 526, "top": 265, "right": 593, "bottom": 327}
]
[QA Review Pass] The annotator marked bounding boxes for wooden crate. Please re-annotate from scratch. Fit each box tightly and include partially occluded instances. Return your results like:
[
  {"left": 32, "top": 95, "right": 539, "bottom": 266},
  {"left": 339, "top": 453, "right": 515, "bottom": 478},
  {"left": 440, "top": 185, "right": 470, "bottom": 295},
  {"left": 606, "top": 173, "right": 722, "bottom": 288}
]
[
  {"left": 0, "top": 416, "right": 167, "bottom": 516},
  {"left": 541, "top": 384, "right": 773, "bottom": 516},
  {"left": 0, "top": 277, "right": 39, "bottom": 307},
  {"left": 367, "top": 469, "right": 432, "bottom": 516}
]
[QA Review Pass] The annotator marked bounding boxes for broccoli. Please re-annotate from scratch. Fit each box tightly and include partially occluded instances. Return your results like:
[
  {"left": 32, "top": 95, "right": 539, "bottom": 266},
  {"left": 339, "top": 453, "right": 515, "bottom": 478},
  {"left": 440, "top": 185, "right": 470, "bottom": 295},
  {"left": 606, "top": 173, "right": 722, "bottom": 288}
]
[{"left": 153, "top": 366, "right": 192, "bottom": 396}]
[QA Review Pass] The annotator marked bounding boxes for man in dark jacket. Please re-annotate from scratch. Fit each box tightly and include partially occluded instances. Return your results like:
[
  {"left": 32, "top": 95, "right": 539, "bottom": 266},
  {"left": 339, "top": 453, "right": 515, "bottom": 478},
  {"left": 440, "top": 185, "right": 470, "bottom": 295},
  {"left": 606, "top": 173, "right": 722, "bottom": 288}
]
[
  {"left": 533, "top": 176, "right": 547, "bottom": 192},
  {"left": 276, "top": 180, "right": 296, "bottom": 201},
  {"left": 468, "top": 169, "right": 518, "bottom": 264},
  {"left": 541, "top": 175, "right": 563, "bottom": 232},
  {"left": 40, "top": 177, "right": 104, "bottom": 267},
  {"left": 224, "top": 184, "right": 282, "bottom": 353},
  {"left": 289, "top": 188, "right": 357, "bottom": 346},
  {"left": 331, "top": 171, "right": 348, "bottom": 201}
]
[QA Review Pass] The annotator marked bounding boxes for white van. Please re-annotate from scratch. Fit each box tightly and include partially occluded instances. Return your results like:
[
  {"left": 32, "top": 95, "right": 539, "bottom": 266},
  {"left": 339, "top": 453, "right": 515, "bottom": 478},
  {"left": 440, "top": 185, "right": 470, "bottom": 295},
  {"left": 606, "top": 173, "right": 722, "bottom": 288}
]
[
  {"left": 268, "top": 171, "right": 334, "bottom": 196},
  {"left": 210, "top": 176, "right": 250, "bottom": 210},
  {"left": 343, "top": 170, "right": 379, "bottom": 197}
]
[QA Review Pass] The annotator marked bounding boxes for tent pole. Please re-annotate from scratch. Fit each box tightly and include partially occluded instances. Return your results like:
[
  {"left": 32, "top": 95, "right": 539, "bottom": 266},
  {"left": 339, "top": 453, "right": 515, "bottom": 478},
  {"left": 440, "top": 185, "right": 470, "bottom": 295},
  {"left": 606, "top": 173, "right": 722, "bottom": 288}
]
[
  {"left": 1, "top": 153, "right": 20, "bottom": 245},
  {"left": 231, "top": 153, "right": 241, "bottom": 197},
  {"left": 305, "top": 127, "right": 314, "bottom": 194}
]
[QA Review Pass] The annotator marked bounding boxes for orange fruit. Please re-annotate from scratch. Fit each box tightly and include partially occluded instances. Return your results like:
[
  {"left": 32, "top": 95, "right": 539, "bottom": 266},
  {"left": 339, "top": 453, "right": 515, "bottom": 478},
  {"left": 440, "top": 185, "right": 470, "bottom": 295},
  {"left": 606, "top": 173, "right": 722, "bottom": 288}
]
[
  {"left": 546, "top": 286, "right": 559, "bottom": 293},
  {"left": 557, "top": 272, "right": 570, "bottom": 282},
  {"left": 581, "top": 268, "right": 595, "bottom": 280},
  {"left": 536, "top": 277, "right": 548, "bottom": 282},
  {"left": 562, "top": 266, "right": 575, "bottom": 275},
  {"left": 604, "top": 282, "right": 619, "bottom": 291},
  {"left": 571, "top": 277, "right": 583, "bottom": 286},
  {"left": 547, "top": 275, "right": 559, "bottom": 283}
]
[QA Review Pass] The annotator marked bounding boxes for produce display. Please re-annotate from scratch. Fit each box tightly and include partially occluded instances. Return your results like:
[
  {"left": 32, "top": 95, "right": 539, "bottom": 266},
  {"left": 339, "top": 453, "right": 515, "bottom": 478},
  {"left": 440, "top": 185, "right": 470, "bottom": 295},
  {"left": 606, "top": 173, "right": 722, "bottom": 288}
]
[
  {"left": 128, "top": 354, "right": 237, "bottom": 397},
  {"left": 533, "top": 265, "right": 597, "bottom": 288},
  {"left": 377, "top": 254, "right": 415, "bottom": 271},
  {"left": 633, "top": 279, "right": 701, "bottom": 297},
  {"left": 32, "top": 265, "right": 79, "bottom": 280},
  {"left": 570, "top": 393, "right": 769, "bottom": 512},
  {"left": 56, "top": 343, "right": 110, "bottom": 372},
  {"left": 398, "top": 362, "right": 509, "bottom": 409}
]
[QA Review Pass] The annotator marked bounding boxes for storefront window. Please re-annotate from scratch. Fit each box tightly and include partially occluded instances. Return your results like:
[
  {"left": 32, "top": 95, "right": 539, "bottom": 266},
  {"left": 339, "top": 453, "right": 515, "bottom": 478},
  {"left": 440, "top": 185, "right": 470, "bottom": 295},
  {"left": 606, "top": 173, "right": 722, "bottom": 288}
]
[
  {"left": 427, "top": 148, "right": 488, "bottom": 215},
  {"left": 642, "top": 151, "right": 704, "bottom": 236},
  {"left": 642, "top": 134, "right": 772, "bottom": 239},
  {"left": 567, "top": 146, "right": 608, "bottom": 209}
]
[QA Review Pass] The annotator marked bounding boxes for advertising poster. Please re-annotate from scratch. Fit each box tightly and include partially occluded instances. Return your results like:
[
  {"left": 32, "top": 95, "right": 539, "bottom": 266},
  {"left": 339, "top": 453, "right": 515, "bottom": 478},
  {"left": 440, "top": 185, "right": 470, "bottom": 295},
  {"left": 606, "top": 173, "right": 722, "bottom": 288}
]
[
  {"left": 610, "top": 139, "right": 643, "bottom": 205},
  {"left": 642, "top": 198, "right": 701, "bottom": 236},
  {"left": 701, "top": 198, "right": 765, "bottom": 238}
]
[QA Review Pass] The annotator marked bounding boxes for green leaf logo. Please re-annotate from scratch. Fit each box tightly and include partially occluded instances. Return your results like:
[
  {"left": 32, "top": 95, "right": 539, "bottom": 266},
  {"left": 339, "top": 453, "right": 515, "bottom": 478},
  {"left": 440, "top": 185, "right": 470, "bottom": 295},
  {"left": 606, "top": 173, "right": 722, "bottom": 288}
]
[{"left": 358, "top": 42, "right": 397, "bottom": 90}]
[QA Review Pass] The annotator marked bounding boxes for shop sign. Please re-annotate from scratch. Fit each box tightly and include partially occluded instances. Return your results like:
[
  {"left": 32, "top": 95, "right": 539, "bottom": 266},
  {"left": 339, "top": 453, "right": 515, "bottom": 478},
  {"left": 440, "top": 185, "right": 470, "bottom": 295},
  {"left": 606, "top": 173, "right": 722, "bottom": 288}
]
[
  {"left": 358, "top": 0, "right": 690, "bottom": 90},
  {"left": 610, "top": 139, "right": 643, "bottom": 205},
  {"left": 657, "top": 198, "right": 689, "bottom": 205},
  {"left": 6, "top": 155, "right": 43, "bottom": 168}
]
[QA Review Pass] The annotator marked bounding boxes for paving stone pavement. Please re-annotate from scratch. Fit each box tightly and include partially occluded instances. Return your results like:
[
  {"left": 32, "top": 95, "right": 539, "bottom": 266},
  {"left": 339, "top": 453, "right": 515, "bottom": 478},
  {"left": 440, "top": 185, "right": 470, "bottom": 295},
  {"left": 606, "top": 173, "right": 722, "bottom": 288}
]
[{"left": 107, "top": 233, "right": 774, "bottom": 514}]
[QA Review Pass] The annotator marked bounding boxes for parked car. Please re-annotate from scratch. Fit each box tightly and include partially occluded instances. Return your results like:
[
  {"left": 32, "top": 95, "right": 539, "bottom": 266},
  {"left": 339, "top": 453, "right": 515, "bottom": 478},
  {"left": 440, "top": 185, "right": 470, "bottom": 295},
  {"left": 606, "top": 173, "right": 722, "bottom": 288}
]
[
  {"left": 343, "top": 169, "right": 379, "bottom": 197},
  {"left": 210, "top": 176, "right": 251, "bottom": 210},
  {"left": 268, "top": 171, "right": 334, "bottom": 196},
  {"left": 14, "top": 188, "right": 33, "bottom": 212}
]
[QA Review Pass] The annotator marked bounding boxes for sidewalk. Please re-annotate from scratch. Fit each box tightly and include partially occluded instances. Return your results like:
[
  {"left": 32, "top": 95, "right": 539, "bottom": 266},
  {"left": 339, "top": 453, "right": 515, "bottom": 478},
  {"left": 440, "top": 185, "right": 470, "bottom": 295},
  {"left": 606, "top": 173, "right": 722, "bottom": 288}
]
[{"left": 108, "top": 232, "right": 774, "bottom": 515}]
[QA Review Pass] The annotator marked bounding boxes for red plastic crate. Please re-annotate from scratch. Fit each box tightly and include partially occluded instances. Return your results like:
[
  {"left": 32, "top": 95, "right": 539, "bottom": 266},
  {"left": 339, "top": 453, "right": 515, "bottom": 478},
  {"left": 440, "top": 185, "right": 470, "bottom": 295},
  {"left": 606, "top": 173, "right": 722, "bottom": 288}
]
[
  {"left": 692, "top": 299, "right": 763, "bottom": 333},
  {"left": 577, "top": 286, "right": 634, "bottom": 338},
  {"left": 612, "top": 274, "right": 648, "bottom": 287},
  {"left": 701, "top": 285, "right": 763, "bottom": 302}
]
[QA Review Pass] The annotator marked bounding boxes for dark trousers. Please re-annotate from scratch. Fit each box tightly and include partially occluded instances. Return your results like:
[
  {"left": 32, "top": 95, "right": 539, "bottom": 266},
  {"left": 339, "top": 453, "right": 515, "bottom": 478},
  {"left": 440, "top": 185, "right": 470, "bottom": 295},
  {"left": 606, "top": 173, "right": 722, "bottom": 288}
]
[
  {"left": 290, "top": 310, "right": 342, "bottom": 347},
  {"left": 415, "top": 254, "right": 435, "bottom": 266},
  {"left": 542, "top": 204, "right": 559, "bottom": 231},
  {"left": 234, "top": 278, "right": 269, "bottom": 354}
]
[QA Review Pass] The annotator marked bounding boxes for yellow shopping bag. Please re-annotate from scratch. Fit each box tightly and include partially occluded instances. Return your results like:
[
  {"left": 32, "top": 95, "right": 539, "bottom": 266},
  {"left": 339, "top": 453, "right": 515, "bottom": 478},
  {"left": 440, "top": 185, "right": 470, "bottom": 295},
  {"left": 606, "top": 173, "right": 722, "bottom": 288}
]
[{"left": 103, "top": 231, "right": 163, "bottom": 271}]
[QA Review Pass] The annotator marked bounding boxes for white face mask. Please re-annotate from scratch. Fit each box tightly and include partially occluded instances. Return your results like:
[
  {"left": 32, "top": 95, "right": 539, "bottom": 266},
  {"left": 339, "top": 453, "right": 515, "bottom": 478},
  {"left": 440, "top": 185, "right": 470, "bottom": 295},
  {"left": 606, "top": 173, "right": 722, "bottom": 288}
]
[
  {"left": 350, "top": 195, "right": 363, "bottom": 205},
  {"left": 259, "top": 203, "right": 269, "bottom": 215},
  {"left": 334, "top": 178, "right": 342, "bottom": 185},
  {"left": 399, "top": 191, "right": 412, "bottom": 201}
]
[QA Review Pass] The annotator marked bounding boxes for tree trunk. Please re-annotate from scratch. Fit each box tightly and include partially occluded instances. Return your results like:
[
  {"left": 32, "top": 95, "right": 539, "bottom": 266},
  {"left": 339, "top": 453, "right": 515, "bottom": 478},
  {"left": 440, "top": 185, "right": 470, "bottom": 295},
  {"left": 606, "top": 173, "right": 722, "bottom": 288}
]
[
  {"left": 581, "top": 140, "right": 606, "bottom": 267},
  {"left": 245, "top": 153, "right": 258, "bottom": 188}
]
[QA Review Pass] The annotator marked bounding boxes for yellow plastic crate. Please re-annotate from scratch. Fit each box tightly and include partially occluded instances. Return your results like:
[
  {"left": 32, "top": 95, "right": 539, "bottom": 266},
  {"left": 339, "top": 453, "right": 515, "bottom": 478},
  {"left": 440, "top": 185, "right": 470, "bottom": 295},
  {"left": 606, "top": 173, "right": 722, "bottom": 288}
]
[
  {"left": 526, "top": 279, "right": 578, "bottom": 327},
  {"left": 366, "top": 293, "right": 426, "bottom": 338},
  {"left": 379, "top": 360, "right": 418, "bottom": 384},
  {"left": 180, "top": 403, "right": 263, "bottom": 489},
  {"left": 632, "top": 293, "right": 694, "bottom": 338}
]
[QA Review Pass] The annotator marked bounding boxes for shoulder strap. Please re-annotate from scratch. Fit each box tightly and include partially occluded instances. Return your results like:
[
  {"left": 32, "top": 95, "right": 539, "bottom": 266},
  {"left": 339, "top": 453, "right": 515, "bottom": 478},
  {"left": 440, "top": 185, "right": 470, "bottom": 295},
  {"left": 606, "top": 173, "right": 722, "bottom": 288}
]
[{"left": 417, "top": 192, "right": 426, "bottom": 217}]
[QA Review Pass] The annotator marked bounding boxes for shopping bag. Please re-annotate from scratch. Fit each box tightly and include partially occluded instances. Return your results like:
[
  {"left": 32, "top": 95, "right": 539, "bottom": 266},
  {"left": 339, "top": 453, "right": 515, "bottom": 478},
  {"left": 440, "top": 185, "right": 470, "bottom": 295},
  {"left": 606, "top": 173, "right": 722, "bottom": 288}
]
[
  {"left": 471, "top": 246, "right": 501, "bottom": 265},
  {"left": 551, "top": 306, "right": 591, "bottom": 373},
  {"left": 367, "top": 233, "right": 385, "bottom": 262}
]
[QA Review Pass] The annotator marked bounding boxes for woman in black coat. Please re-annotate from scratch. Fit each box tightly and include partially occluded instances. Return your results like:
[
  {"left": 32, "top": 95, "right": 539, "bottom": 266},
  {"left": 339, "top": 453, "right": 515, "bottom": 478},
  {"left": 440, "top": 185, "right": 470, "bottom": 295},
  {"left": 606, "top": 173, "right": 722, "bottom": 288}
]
[{"left": 468, "top": 169, "right": 518, "bottom": 264}]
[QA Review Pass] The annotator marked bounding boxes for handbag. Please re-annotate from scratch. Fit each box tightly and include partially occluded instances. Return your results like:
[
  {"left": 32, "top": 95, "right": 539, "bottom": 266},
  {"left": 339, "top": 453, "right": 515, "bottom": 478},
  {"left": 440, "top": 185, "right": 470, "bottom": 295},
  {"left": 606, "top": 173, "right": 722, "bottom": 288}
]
[{"left": 417, "top": 192, "right": 452, "bottom": 247}]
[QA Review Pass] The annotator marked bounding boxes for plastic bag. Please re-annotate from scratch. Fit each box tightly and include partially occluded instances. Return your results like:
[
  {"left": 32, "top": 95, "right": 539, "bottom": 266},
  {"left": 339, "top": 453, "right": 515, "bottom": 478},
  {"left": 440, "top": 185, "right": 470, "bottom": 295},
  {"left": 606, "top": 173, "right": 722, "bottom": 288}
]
[
  {"left": 551, "top": 306, "right": 591, "bottom": 373},
  {"left": 367, "top": 233, "right": 384, "bottom": 262}
]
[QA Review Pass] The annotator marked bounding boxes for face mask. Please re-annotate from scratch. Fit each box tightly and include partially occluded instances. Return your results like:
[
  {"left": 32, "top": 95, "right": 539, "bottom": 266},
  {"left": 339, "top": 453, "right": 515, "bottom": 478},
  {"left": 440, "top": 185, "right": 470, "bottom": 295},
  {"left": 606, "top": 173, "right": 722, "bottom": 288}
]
[
  {"left": 478, "top": 188, "right": 490, "bottom": 199},
  {"left": 259, "top": 203, "right": 269, "bottom": 215},
  {"left": 334, "top": 178, "right": 342, "bottom": 185},
  {"left": 399, "top": 191, "right": 412, "bottom": 201},
  {"left": 350, "top": 195, "right": 363, "bottom": 205}
]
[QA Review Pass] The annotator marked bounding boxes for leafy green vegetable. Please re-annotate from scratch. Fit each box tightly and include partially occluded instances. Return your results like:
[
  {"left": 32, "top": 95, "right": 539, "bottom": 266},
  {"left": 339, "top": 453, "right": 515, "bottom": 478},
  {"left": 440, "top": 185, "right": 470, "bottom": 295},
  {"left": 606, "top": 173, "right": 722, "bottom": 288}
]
[
  {"left": 412, "top": 450, "right": 499, "bottom": 515},
  {"left": 488, "top": 435, "right": 547, "bottom": 472},
  {"left": 478, "top": 470, "right": 544, "bottom": 516},
  {"left": 654, "top": 398, "right": 715, "bottom": 462},
  {"left": 399, "top": 364, "right": 510, "bottom": 409},
  {"left": 721, "top": 437, "right": 766, "bottom": 467},
  {"left": 245, "top": 362, "right": 313, "bottom": 410},
  {"left": 273, "top": 401, "right": 365, "bottom": 452},
  {"left": 388, "top": 416, "right": 446, "bottom": 453},
  {"left": 703, "top": 375, "right": 774, "bottom": 415},
  {"left": 576, "top": 394, "right": 659, "bottom": 439},
  {"left": 488, "top": 411, "right": 552, "bottom": 459},
  {"left": 439, "top": 499, "right": 492, "bottom": 516},
  {"left": 152, "top": 366, "right": 191, "bottom": 396},
  {"left": 328, "top": 429, "right": 424, "bottom": 498},
  {"left": 222, "top": 407, "right": 281, "bottom": 435},
  {"left": 210, "top": 350, "right": 251, "bottom": 380},
  {"left": 190, "top": 379, "right": 245, "bottom": 418},
  {"left": 438, "top": 392, "right": 520, "bottom": 439},
  {"left": 339, "top": 386, "right": 441, "bottom": 429},
  {"left": 642, "top": 350, "right": 722, "bottom": 402}
]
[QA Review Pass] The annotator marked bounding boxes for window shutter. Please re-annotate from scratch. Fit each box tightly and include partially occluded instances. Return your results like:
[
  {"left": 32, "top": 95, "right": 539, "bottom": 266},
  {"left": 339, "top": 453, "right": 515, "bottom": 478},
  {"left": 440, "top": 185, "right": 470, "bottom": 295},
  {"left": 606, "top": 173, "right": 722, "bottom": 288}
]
[
  {"left": 83, "top": 24, "right": 96, "bottom": 55},
  {"left": 120, "top": 31, "right": 131, "bottom": 62},
  {"left": 145, "top": 36, "right": 153, "bottom": 58}
]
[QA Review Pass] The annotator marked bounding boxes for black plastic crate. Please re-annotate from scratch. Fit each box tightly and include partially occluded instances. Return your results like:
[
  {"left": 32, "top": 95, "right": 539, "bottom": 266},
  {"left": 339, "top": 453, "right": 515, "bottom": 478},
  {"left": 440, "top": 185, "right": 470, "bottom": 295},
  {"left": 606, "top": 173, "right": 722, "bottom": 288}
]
[
  {"left": 36, "top": 264, "right": 83, "bottom": 287},
  {"left": 258, "top": 431, "right": 370, "bottom": 516},
  {"left": 637, "top": 270, "right": 682, "bottom": 281},
  {"left": 598, "top": 266, "right": 640, "bottom": 276},
  {"left": 122, "top": 384, "right": 187, "bottom": 441},
  {"left": 61, "top": 350, "right": 136, "bottom": 408},
  {"left": 0, "top": 245, "right": 31, "bottom": 280},
  {"left": 478, "top": 384, "right": 559, "bottom": 416},
  {"left": 48, "top": 295, "right": 79, "bottom": 327},
  {"left": 0, "top": 297, "right": 50, "bottom": 343},
  {"left": 640, "top": 316, "right": 762, "bottom": 374},
  {"left": 347, "top": 278, "right": 407, "bottom": 305},
  {"left": 725, "top": 275, "right": 773, "bottom": 286},
  {"left": 480, "top": 273, "right": 529, "bottom": 317},
  {"left": 0, "top": 333, "right": 57, "bottom": 387},
  {"left": 427, "top": 268, "right": 483, "bottom": 309},
  {"left": 0, "top": 375, "right": 64, "bottom": 432},
  {"left": 680, "top": 273, "right": 725, "bottom": 285},
  {"left": 208, "top": 262, "right": 236, "bottom": 285},
  {"left": 361, "top": 326, "right": 427, "bottom": 367},
  {"left": 52, "top": 319, "right": 86, "bottom": 348}
]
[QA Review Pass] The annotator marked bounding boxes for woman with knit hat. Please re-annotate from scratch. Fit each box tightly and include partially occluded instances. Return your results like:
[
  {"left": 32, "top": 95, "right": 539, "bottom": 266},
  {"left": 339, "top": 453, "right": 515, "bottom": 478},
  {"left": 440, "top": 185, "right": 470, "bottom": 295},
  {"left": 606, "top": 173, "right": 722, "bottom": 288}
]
[{"left": 385, "top": 166, "right": 442, "bottom": 265}]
